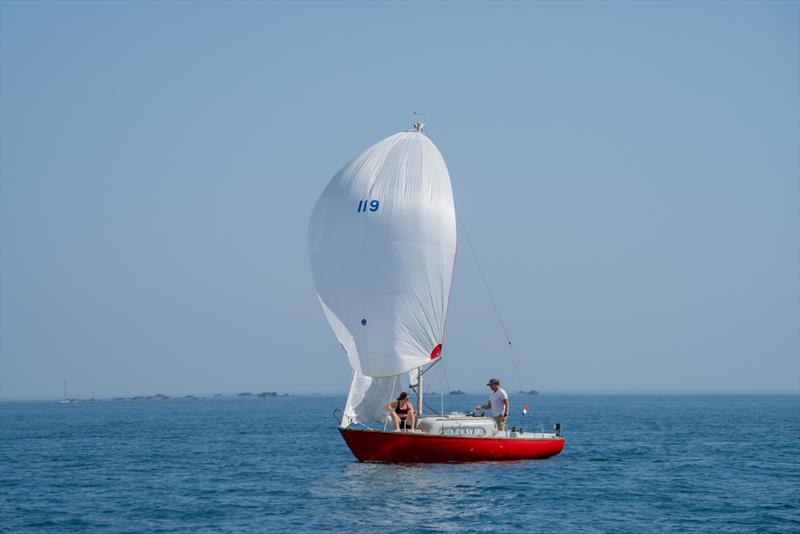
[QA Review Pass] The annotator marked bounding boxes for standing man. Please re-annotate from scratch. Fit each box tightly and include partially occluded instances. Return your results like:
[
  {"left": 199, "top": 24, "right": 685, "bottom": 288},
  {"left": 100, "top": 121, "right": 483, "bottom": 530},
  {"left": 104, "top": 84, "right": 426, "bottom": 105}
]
[{"left": 476, "top": 378, "right": 509, "bottom": 431}]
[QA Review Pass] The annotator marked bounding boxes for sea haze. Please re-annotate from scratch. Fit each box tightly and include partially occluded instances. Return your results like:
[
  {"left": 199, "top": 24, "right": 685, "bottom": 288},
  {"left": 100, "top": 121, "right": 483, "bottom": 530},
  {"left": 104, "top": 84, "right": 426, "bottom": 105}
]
[{"left": 1, "top": 394, "right": 798, "bottom": 532}]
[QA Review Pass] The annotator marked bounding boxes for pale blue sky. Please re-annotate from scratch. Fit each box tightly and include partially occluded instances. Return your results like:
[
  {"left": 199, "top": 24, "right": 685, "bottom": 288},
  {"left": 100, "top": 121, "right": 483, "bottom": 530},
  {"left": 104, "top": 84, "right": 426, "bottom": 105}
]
[{"left": 1, "top": 1, "right": 798, "bottom": 399}]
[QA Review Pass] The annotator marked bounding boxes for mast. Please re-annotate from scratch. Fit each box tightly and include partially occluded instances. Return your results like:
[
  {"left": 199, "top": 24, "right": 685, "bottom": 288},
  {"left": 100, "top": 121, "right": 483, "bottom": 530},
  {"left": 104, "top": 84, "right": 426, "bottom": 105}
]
[
  {"left": 417, "top": 367, "right": 423, "bottom": 418},
  {"left": 63, "top": 379, "right": 67, "bottom": 401}
]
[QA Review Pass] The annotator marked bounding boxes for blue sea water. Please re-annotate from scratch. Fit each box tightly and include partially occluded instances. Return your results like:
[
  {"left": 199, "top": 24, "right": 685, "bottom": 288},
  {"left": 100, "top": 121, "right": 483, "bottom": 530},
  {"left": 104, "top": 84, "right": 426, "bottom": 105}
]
[{"left": 1, "top": 394, "right": 798, "bottom": 532}]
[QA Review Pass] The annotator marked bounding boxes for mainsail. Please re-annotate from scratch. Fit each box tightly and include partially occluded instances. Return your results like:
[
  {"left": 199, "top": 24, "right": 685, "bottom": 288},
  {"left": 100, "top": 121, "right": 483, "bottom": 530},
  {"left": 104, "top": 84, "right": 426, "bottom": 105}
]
[{"left": 309, "top": 128, "right": 457, "bottom": 423}]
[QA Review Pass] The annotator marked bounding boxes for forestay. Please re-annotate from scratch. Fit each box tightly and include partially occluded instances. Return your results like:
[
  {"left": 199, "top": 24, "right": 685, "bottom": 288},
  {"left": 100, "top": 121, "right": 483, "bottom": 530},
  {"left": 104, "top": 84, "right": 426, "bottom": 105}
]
[{"left": 309, "top": 130, "right": 457, "bottom": 381}]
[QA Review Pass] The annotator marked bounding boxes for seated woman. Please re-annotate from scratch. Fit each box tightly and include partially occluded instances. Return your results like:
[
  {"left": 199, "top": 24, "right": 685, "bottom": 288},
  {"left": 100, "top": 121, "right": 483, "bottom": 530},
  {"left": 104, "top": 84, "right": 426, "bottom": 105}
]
[{"left": 385, "top": 392, "right": 416, "bottom": 432}]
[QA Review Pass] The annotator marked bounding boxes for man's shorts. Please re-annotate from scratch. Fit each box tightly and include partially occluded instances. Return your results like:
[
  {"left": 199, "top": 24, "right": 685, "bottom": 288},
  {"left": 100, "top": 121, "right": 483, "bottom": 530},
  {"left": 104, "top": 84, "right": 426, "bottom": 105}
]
[{"left": 494, "top": 415, "right": 507, "bottom": 431}]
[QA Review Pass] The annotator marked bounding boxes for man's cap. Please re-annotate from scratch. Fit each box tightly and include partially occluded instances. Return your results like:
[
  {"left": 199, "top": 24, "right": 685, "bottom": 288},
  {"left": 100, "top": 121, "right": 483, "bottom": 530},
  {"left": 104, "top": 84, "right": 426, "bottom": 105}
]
[{"left": 486, "top": 378, "right": 500, "bottom": 385}]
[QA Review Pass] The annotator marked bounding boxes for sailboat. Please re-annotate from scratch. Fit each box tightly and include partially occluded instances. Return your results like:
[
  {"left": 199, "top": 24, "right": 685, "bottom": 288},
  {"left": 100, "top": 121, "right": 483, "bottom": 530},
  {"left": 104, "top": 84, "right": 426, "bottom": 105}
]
[
  {"left": 58, "top": 379, "right": 78, "bottom": 404},
  {"left": 308, "top": 123, "right": 564, "bottom": 462}
]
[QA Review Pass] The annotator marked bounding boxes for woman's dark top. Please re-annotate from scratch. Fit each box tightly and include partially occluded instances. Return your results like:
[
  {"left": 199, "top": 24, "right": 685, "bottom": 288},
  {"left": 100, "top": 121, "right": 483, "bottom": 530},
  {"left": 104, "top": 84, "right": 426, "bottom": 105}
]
[{"left": 395, "top": 402, "right": 409, "bottom": 420}]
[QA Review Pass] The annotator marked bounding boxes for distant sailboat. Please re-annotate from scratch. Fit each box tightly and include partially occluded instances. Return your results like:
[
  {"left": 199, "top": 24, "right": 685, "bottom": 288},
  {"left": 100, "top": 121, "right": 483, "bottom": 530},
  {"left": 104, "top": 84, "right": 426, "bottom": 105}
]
[
  {"left": 58, "top": 379, "right": 78, "bottom": 404},
  {"left": 309, "top": 123, "right": 564, "bottom": 462}
]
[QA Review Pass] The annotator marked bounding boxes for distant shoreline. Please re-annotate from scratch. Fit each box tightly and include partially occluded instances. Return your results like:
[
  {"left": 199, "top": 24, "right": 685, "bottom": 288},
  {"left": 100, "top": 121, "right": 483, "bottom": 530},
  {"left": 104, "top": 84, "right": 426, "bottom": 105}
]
[{"left": 1, "top": 390, "right": 798, "bottom": 402}]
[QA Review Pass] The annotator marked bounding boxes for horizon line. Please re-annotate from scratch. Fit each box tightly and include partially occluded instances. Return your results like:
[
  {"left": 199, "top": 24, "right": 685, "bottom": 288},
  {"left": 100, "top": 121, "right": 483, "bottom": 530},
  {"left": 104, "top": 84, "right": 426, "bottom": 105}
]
[{"left": 2, "top": 388, "right": 798, "bottom": 402}]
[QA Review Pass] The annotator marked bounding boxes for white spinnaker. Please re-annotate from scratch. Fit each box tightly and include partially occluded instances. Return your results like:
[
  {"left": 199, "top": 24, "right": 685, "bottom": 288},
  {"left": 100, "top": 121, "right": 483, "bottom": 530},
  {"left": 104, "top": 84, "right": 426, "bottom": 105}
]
[
  {"left": 341, "top": 371, "right": 398, "bottom": 426},
  {"left": 309, "top": 131, "right": 457, "bottom": 379}
]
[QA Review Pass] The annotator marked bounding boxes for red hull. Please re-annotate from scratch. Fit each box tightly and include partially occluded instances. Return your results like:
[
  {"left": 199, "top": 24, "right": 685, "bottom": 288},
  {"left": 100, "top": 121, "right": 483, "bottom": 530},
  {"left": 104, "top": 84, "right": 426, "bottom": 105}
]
[{"left": 340, "top": 428, "right": 564, "bottom": 463}]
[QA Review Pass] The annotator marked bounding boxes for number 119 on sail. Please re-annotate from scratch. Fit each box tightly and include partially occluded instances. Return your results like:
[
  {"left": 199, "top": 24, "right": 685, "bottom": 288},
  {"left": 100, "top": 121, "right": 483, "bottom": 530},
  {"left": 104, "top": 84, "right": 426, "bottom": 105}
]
[{"left": 357, "top": 200, "right": 380, "bottom": 213}]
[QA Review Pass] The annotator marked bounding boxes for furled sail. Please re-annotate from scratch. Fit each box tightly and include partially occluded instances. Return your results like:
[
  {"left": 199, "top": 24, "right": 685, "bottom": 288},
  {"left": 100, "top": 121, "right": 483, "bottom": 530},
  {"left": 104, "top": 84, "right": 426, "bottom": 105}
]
[{"left": 309, "top": 130, "right": 457, "bottom": 379}]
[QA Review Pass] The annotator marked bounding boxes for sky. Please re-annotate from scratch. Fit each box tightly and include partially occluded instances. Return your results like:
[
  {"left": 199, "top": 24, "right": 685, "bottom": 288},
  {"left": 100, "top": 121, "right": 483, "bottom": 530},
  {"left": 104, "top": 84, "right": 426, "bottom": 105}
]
[{"left": 1, "top": 1, "right": 798, "bottom": 399}]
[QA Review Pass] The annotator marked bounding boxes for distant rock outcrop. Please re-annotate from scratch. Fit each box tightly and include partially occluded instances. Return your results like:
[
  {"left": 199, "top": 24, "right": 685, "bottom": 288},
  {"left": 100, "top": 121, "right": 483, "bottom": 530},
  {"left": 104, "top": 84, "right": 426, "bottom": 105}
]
[{"left": 129, "top": 394, "right": 171, "bottom": 401}]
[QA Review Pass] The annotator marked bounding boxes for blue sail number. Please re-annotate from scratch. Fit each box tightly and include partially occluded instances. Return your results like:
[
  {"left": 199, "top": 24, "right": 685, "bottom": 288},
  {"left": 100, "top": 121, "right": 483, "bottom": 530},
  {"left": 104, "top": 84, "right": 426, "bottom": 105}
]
[{"left": 356, "top": 200, "right": 380, "bottom": 213}]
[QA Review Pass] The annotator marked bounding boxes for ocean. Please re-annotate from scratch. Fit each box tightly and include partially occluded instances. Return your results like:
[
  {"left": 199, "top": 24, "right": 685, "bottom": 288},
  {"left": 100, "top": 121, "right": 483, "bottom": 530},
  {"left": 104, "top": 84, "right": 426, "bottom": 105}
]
[{"left": 1, "top": 394, "right": 798, "bottom": 532}]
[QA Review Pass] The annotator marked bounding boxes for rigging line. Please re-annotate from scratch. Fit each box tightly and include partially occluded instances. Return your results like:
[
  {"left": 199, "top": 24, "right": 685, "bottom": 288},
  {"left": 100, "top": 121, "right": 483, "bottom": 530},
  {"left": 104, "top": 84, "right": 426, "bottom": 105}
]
[
  {"left": 456, "top": 210, "right": 535, "bottom": 391},
  {"left": 440, "top": 358, "right": 452, "bottom": 396},
  {"left": 421, "top": 375, "right": 440, "bottom": 415},
  {"left": 437, "top": 364, "right": 448, "bottom": 415},
  {"left": 423, "top": 399, "right": 439, "bottom": 415},
  {"left": 438, "top": 365, "right": 444, "bottom": 414}
]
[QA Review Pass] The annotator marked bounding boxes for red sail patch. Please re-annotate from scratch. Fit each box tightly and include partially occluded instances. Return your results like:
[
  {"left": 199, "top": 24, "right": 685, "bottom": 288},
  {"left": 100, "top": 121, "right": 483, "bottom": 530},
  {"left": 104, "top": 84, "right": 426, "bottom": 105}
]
[{"left": 430, "top": 344, "right": 442, "bottom": 360}]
